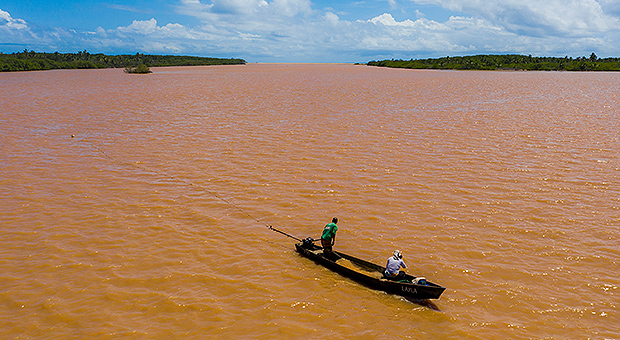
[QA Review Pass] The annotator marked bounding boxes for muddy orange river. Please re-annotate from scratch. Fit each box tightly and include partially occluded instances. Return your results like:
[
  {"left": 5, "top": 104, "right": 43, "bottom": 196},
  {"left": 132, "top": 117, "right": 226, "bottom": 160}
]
[{"left": 1, "top": 64, "right": 618, "bottom": 339}]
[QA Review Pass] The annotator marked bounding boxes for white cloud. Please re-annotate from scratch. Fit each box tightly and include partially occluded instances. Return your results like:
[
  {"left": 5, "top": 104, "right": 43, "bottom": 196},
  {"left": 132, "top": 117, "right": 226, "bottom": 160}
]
[
  {"left": 360, "top": 10, "right": 620, "bottom": 58},
  {"left": 118, "top": 18, "right": 159, "bottom": 34},
  {"left": 0, "top": 8, "right": 28, "bottom": 30},
  {"left": 324, "top": 12, "right": 340, "bottom": 25},
  {"left": 271, "top": 0, "right": 312, "bottom": 16},
  {"left": 106, "top": 4, "right": 148, "bottom": 14},
  {"left": 410, "top": 0, "right": 620, "bottom": 37},
  {"left": 86, "top": 2, "right": 620, "bottom": 61},
  {"left": 371, "top": 13, "right": 411, "bottom": 26},
  {"left": 194, "top": 0, "right": 310, "bottom": 17},
  {"left": 86, "top": 19, "right": 222, "bottom": 53},
  {"left": 0, "top": 8, "right": 45, "bottom": 50},
  {"left": 362, "top": 14, "right": 496, "bottom": 54},
  {"left": 2, "top": 1, "right": 620, "bottom": 62},
  {"left": 178, "top": 0, "right": 311, "bottom": 28},
  {"left": 167, "top": 0, "right": 620, "bottom": 61},
  {"left": 114, "top": 18, "right": 191, "bottom": 38},
  {"left": 209, "top": 0, "right": 267, "bottom": 15}
]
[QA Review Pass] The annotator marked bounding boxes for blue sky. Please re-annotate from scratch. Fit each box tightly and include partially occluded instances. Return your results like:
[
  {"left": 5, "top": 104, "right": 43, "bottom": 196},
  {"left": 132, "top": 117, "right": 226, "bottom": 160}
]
[{"left": 2, "top": 0, "right": 620, "bottom": 62}]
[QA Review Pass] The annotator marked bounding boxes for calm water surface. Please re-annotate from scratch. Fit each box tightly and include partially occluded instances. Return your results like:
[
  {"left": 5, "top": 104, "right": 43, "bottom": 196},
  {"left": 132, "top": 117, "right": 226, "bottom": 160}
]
[{"left": 1, "top": 64, "right": 618, "bottom": 339}]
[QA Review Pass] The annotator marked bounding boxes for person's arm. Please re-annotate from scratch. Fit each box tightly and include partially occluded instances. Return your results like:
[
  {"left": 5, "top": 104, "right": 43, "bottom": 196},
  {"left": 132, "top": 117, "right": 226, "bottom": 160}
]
[{"left": 331, "top": 234, "right": 336, "bottom": 245}]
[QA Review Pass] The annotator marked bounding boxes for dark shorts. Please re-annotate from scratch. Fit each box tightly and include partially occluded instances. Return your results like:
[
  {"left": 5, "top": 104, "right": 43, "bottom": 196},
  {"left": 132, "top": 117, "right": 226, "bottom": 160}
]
[
  {"left": 321, "top": 238, "right": 333, "bottom": 252},
  {"left": 385, "top": 271, "right": 406, "bottom": 281}
]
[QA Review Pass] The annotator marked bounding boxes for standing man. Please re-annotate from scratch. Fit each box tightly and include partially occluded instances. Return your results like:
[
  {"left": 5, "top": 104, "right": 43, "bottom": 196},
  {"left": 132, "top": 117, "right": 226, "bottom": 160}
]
[{"left": 321, "top": 217, "right": 338, "bottom": 260}]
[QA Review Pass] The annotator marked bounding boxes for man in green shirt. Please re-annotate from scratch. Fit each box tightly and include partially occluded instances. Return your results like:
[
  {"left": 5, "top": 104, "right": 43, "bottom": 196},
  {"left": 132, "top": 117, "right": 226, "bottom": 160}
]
[{"left": 321, "top": 217, "right": 338, "bottom": 260}]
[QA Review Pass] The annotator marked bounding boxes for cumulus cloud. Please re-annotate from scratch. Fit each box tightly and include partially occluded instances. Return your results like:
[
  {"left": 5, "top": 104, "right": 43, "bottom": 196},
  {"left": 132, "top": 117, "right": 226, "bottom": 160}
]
[
  {"left": 0, "top": 8, "right": 28, "bottom": 29},
  {"left": 2, "top": 1, "right": 620, "bottom": 62},
  {"left": 178, "top": 0, "right": 310, "bottom": 22},
  {"left": 171, "top": 0, "right": 322, "bottom": 58},
  {"left": 362, "top": 11, "right": 619, "bottom": 58},
  {"left": 86, "top": 18, "right": 222, "bottom": 54},
  {"left": 167, "top": 0, "right": 620, "bottom": 60},
  {"left": 0, "top": 9, "right": 46, "bottom": 50},
  {"left": 410, "top": 0, "right": 620, "bottom": 37},
  {"left": 363, "top": 14, "right": 500, "bottom": 55},
  {"left": 370, "top": 13, "right": 415, "bottom": 26}
]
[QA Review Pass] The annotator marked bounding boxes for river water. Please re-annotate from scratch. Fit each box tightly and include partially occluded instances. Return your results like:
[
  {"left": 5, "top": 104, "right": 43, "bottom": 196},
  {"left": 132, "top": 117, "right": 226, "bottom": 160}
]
[{"left": 1, "top": 64, "right": 618, "bottom": 339}]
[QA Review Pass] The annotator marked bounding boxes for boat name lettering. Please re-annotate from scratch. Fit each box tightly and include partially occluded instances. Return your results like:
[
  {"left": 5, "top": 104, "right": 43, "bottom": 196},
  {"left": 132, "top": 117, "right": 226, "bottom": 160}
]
[{"left": 402, "top": 286, "right": 417, "bottom": 294}]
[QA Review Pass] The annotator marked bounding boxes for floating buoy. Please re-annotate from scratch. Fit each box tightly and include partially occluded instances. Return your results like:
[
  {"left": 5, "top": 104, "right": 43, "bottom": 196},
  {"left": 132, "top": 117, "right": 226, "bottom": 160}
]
[{"left": 71, "top": 135, "right": 75, "bottom": 138}]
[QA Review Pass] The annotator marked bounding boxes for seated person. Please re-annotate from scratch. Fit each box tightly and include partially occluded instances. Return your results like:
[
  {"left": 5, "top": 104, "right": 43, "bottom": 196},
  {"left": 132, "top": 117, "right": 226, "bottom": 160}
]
[{"left": 384, "top": 250, "right": 407, "bottom": 280}]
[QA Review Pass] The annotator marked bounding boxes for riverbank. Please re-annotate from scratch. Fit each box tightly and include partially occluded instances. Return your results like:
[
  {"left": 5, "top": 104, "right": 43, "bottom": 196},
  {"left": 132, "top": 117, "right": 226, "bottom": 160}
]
[
  {"left": 368, "top": 54, "right": 620, "bottom": 71},
  {"left": 0, "top": 50, "right": 246, "bottom": 72}
]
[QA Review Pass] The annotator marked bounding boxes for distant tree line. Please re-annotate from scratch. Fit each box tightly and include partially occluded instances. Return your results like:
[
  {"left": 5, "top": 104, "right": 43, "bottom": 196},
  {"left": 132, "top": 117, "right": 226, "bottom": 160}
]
[
  {"left": 367, "top": 53, "right": 620, "bottom": 71},
  {"left": 0, "top": 50, "right": 246, "bottom": 72}
]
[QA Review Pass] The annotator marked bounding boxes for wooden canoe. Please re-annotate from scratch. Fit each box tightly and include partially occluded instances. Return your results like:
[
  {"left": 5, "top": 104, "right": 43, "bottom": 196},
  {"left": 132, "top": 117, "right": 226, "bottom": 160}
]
[{"left": 295, "top": 240, "right": 446, "bottom": 300}]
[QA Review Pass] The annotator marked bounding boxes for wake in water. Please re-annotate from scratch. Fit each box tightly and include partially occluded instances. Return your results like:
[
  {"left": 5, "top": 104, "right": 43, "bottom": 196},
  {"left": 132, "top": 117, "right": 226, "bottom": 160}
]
[{"left": 404, "top": 297, "right": 442, "bottom": 311}]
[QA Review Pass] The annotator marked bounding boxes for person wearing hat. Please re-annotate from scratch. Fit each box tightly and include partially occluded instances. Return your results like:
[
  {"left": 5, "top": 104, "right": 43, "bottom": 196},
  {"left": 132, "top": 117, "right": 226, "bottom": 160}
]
[
  {"left": 321, "top": 217, "right": 338, "bottom": 260},
  {"left": 384, "top": 250, "right": 407, "bottom": 280}
]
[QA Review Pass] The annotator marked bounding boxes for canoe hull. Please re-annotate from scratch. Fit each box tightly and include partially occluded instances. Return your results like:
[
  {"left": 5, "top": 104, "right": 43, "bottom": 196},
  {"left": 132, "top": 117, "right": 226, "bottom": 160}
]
[{"left": 295, "top": 242, "right": 445, "bottom": 300}]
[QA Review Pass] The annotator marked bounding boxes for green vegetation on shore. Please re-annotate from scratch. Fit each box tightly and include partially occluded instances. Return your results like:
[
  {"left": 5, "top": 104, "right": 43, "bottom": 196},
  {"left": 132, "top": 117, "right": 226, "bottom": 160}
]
[
  {"left": 124, "top": 64, "right": 152, "bottom": 74},
  {"left": 367, "top": 53, "right": 620, "bottom": 71},
  {"left": 0, "top": 50, "right": 246, "bottom": 72}
]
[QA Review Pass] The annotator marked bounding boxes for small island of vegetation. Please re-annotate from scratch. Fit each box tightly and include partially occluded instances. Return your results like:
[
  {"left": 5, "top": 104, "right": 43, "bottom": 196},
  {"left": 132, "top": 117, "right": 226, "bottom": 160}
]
[
  {"left": 367, "top": 53, "right": 620, "bottom": 71},
  {"left": 0, "top": 50, "right": 246, "bottom": 72},
  {"left": 124, "top": 64, "right": 152, "bottom": 74}
]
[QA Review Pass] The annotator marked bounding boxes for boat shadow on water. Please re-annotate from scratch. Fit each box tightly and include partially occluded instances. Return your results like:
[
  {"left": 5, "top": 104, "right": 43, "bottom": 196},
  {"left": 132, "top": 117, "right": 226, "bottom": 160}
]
[{"left": 403, "top": 297, "right": 442, "bottom": 311}]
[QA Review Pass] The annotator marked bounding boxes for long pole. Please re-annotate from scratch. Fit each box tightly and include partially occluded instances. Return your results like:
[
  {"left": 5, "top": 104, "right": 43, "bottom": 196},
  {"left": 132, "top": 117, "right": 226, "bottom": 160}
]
[{"left": 268, "top": 225, "right": 303, "bottom": 242}]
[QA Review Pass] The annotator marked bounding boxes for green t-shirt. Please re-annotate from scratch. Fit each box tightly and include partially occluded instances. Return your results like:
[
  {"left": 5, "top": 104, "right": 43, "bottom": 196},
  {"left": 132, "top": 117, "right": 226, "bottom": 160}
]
[{"left": 321, "top": 222, "right": 338, "bottom": 240}]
